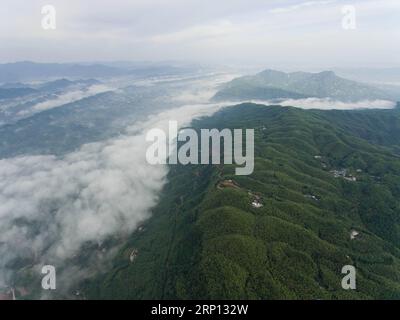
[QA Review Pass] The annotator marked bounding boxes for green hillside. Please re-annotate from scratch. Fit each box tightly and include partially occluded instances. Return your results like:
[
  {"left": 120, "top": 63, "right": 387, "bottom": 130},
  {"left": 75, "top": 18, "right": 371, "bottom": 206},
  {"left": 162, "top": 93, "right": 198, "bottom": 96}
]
[{"left": 83, "top": 103, "right": 400, "bottom": 300}]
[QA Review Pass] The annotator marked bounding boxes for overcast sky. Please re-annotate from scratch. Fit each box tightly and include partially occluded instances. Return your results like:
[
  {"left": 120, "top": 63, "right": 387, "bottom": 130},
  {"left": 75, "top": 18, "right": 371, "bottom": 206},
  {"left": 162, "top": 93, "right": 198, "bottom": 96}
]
[{"left": 1, "top": 0, "right": 399, "bottom": 69}]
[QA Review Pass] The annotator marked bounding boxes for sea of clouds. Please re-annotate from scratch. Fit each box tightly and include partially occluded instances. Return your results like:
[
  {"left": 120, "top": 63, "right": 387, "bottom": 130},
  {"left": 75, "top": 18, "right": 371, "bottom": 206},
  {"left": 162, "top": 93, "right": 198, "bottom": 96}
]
[
  {"left": 0, "top": 93, "right": 231, "bottom": 295},
  {"left": 16, "top": 84, "right": 115, "bottom": 117},
  {"left": 249, "top": 97, "right": 397, "bottom": 110}
]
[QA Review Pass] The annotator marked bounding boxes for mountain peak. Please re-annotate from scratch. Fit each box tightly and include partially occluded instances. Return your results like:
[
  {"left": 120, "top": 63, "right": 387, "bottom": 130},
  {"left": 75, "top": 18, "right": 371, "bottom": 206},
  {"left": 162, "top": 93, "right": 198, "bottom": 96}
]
[
  {"left": 316, "top": 70, "right": 337, "bottom": 78},
  {"left": 214, "top": 68, "right": 391, "bottom": 102},
  {"left": 258, "top": 69, "right": 287, "bottom": 76}
]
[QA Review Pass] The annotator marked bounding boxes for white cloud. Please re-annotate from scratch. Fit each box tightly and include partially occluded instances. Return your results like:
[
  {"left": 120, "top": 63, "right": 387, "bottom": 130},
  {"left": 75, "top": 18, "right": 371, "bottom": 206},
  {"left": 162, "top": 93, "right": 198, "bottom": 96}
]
[
  {"left": 150, "top": 20, "right": 237, "bottom": 44},
  {"left": 269, "top": 0, "right": 336, "bottom": 14},
  {"left": 248, "top": 98, "right": 397, "bottom": 110},
  {"left": 0, "top": 96, "right": 232, "bottom": 293},
  {"left": 17, "top": 85, "right": 114, "bottom": 116}
]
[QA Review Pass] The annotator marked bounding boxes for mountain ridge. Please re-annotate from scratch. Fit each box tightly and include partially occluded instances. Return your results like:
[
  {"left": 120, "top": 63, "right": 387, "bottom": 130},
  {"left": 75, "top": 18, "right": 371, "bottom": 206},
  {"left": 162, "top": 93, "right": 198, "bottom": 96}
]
[
  {"left": 80, "top": 103, "right": 400, "bottom": 300},
  {"left": 213, "top": 69, "right": 396, "bottom": 102}
]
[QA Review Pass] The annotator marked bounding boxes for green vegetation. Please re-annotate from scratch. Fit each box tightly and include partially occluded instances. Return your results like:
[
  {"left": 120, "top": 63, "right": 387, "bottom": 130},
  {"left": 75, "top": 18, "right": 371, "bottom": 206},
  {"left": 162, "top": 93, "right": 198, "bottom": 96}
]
[
  {"left": 213, "top": 69, "right": 394, "bottom": 102},
  {"left": 84, "top": 103, "right": 400, "bottom": 300}
]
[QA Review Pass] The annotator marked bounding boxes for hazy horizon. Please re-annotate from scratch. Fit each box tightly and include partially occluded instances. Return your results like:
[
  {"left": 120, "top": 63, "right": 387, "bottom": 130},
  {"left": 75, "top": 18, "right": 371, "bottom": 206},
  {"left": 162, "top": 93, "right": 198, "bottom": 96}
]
[{"left": 1, "top": 0, "right": 399, "bottom": 69}]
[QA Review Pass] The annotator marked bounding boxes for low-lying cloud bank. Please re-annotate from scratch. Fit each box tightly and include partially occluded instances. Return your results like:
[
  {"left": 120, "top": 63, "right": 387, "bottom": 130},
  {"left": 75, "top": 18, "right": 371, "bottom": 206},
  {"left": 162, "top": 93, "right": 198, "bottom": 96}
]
[
  {"left": 0, "top": 100, "right": 230, "bottom": 295},
  {"left": 17, "top": 85, "right": 114, "bottom": 116},
  {"left": 249, "top": 98, "right": 397, "bottom": 110}
]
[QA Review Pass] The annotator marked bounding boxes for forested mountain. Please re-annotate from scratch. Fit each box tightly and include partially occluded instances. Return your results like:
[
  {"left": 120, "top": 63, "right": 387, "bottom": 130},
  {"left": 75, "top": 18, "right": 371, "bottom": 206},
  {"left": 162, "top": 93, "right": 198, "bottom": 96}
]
[
  {"left": 213, "top": 70, "right": 396, "bottom": 102},
  {"left": 83, "top": 102, "right": 400, "bottom": 300}
]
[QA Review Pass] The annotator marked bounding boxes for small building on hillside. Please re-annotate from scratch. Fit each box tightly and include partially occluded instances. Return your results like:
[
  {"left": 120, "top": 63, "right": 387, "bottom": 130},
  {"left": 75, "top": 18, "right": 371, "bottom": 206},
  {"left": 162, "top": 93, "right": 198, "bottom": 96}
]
[
  {"left": 251, "top": 200, "right": 263, "bottom": 208},
  {"left": 350, "top": 230, "right": 360, "bottom": 240},
  {"left": 130, "top": 249, "right": 139, "bottom": 263}
]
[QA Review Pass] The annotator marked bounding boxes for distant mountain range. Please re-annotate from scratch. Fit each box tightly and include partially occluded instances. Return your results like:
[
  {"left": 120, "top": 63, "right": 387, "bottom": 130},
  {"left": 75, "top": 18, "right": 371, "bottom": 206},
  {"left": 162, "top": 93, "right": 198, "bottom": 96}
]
[
  {"left": 213, "top": 69, "right": 400, "bottom": 102},
  {"left": 0, "top": 61, "right": 197, "bottom": 83},
  {"left": 34, "top": 78, "right": 101, "bottom": 92},
  {"left": 0, "top": 78, "right": 102, "bottom": 101},
  {"left": 0, "top": 61, "right": 126, "bottom": 82}
]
